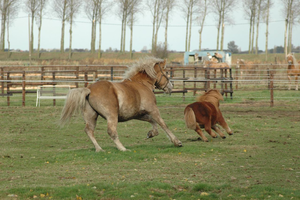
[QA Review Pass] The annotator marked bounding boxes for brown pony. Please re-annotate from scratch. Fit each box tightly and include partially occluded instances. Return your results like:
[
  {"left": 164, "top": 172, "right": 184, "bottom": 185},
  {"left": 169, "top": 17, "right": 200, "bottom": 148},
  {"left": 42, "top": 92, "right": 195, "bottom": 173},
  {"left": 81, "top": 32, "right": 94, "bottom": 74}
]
[
  {"left": 59, "top": 57, "right": 182, "bottom": 152},
  {"left": 184, "top": 89, "right": 233, "bottom": 142},
  {"left": 286, "top": 53, "right": 300, "bottom": 90}
]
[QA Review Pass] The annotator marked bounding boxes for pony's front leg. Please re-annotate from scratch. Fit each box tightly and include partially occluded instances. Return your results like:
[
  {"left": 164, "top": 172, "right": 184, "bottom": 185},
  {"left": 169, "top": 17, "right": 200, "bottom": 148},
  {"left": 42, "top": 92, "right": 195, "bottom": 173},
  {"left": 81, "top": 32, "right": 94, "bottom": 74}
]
[
  {"left": 288, "top": 75, "right": 292, "bottom": 90},
  {"left": 107, "top": 117, "right": 127, "bottom": 151},
  {"left": 150, "top": 110, "right": 182, "bottom": 147},
  {"left": 218, "top": 115, "right": 233, "bottom": 135},
  {"left": 211, "top": 125, "right": 226, "bottom": 139},
  {"left": 139, "top": 114, "right": 159, "bottom": 138}
]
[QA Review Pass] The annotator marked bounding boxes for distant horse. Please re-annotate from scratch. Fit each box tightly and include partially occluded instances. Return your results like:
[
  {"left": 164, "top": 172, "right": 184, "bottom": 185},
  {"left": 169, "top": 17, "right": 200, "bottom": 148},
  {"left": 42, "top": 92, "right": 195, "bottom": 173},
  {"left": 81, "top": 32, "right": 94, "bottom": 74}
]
[
  {"left": 60, "top": 57, "right": 182, "bottom": 152},
  {"left": 204, "top": 58, "right": 230, "bottom": 68},
  {"left": 236, "top": 59, "right": 258, "bottom": 79},
  {"left": 184, "top": 89, "right": 233, "bottom": 142},
  {"left": 286, "top": 53, "right": 300, "bottom": 90}
]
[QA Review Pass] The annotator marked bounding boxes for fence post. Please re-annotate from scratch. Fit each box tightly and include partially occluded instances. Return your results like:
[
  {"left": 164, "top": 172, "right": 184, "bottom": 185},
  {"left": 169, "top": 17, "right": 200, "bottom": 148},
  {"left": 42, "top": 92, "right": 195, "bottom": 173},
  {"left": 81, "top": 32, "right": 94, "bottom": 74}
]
[
  {"left": 194, "top": 67, "right": 197, "bottom": 96},
  {"left": 235, "top": 67, "right": 239, "bottom": 90},
  {"left": 111, "top": 67, "right": 114, "bottom": 81},
  {"left": 7, "top": 72, "right": 10, "bottom": 106},
  {"left": 1, "top": 67, "right": 3, "bottom": 95},
  {"left": 75, "top": 67, "right": 79, "bottom": 88},
  {"left": 22, "top": 71, "right": 26, "bottom": 106},
  {"left": 270, "top": 70, "right": 274, "bottom": 107},
  {"left": 183, "top": 69, "right": 186, "bottom": 101},
  {"left": 52, "top": 72, "right": 56, "bottom": 106}
]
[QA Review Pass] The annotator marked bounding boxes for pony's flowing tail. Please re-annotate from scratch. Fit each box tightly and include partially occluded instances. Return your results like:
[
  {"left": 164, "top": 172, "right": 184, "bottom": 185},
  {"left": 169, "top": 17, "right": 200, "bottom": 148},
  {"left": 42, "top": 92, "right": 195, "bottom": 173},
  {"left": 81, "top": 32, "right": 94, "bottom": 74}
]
[
  {"left": 59, "top": 88, "right": 91, "bottom": 126},
  {"left": 184, "top": 107, "right": 197, "bottom": 130}
]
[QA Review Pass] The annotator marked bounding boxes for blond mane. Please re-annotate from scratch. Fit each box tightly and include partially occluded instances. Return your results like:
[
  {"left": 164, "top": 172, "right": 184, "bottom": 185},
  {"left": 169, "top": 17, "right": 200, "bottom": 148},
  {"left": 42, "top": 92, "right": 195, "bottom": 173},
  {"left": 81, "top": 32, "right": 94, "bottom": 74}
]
[
  {"left": 124, "top": 57, "right": 165, "bottom": 80},
  {"left": 196, "top": 89, "right": 224, "bottom": 108}
]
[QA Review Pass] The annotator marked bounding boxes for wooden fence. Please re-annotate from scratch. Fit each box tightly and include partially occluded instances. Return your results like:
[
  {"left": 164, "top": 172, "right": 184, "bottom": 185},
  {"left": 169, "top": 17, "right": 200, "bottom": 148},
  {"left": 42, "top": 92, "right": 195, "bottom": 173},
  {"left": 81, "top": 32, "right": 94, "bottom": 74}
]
[{"left": 0, "top": 64, "right": 282, "bottom": 106}]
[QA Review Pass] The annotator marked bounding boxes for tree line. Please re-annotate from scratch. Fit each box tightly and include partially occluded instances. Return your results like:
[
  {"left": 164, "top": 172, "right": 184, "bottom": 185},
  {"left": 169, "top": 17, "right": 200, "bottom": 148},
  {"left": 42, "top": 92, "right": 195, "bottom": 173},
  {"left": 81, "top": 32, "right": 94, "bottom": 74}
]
[{"left": 0, "top": 0, "right": 299, "bottom": 59}]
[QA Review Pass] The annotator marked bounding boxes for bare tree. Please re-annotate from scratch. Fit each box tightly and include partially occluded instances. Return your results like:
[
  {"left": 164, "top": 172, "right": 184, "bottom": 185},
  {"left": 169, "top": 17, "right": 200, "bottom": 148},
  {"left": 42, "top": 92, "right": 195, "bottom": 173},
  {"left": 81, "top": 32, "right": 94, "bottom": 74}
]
[
  {"left": 36, "top": 0, "right": 47, "bottom": 56},
  {"left": 164, "top": 0, "right": 176, "bottom": 53},
  {"left": 52, "top": 0, "right": 69, "bottom": 53},
  {"left": 5, "top": 1, "right": 18, "bottom": 50},
  {"left": 24, "top": 0, "right": 40, "bottom": 53},
  {"left": 211, "top": 0, "right": 236, "bottom": 51},
  {"left": 127, "top": 0, "right": 142, "bottom": 59},
  {"left": 84, "top": 0, "right": 99, "bottom": 53},
  {"left": 68, "top": 0, "right": 81, "bottom": 58},
  {"left": 180, "top": 0, "right": 198, "bottom": 52},
  {"left": 0, "top": 0, "right": 19, "bottom": 51},
  {"left": 97, "top": 0, "right": 112, "bottom": 58},
  {"left": 115, "top": 0, "right": 135, "bottom": 53},
  {"left": 243, "top": 0, "right": 257, "bottom": 54},
  {"left": 195, "top": 0, "right": 208, "bottom": 50},
  {"left": 263, "top": 0, "right": 273, "bottom": 60},
  {"left": 147, "top": 0, "right": 167, "bottom": 54},
  {"left": 281, "top": 0, "right": 300, "bottom": 55},
  {"left": 254, "top": 0, "right": 264, "bottom": 55}
]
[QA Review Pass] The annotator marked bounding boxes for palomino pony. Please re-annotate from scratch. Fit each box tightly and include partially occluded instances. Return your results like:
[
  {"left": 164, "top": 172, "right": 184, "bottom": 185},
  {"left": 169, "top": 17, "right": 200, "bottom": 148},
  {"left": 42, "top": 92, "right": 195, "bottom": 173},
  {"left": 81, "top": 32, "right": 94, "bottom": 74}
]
[
  {"left": 286, "top": 53, "right": 300, "bottom": 90},
  {"left": 236, "top": 59, "right": 258, "bottom": 80},
  {"left": 60, "top": 57, "right": 182, "bottom": 152},
  {"left": 204, "top": 58, "right": 230, "bottom": 68},
  {"left": 184, "top": 89, "right": 233, "bottom": 142}
]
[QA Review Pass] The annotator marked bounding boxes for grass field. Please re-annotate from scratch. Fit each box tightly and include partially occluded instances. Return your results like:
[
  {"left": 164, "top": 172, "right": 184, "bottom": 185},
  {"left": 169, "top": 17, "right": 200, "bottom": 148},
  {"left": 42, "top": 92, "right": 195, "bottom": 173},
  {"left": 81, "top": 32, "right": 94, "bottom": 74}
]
[{"left": 0, "top": 91, "right": 300, "bottom": 200}]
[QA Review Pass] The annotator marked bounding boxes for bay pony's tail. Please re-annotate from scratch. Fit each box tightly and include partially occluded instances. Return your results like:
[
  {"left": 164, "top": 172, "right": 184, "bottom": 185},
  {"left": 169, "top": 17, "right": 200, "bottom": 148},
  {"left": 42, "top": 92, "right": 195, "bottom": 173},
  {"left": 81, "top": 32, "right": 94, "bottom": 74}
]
[
  {"left": 59, "top": 88, "right": 91, "bottom": 126},
  {"left": 184, "top": 106, "right": 197, "bottom": 130}
]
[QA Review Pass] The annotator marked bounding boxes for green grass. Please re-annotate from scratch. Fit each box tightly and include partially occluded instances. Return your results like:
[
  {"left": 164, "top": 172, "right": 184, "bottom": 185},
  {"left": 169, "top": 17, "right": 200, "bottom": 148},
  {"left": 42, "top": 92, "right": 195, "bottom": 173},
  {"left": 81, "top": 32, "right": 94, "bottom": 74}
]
[{"left": 1, "top": 90, "right": 300, "bottom": 199}]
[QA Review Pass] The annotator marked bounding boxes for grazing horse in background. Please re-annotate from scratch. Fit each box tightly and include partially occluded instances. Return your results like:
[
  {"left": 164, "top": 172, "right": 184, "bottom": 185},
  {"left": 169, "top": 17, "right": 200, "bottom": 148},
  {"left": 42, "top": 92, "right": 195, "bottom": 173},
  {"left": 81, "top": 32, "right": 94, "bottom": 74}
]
[
  {"left": 286, "top": 53, "right": 300, "bottom": 90},
  {"left": 184, "top": 89, "right": 233, "bottom": 142},
  {"left": 236, "top": 59, "right": 258, "bottom": 80},
  {"left": 60, "top": 57, "right": 182, "bottom": 152}
]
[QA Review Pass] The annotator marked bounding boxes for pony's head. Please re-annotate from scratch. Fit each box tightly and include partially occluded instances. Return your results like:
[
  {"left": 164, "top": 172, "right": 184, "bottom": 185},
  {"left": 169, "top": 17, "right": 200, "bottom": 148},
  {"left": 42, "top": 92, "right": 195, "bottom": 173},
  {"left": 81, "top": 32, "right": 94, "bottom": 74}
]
[
  {"left": 286, "top": 54, "right": 296, "bottom": 65},
  {"left": 197, "top": 89, "right": 223, "bottom": 108},
  {"left": 154, "top": 59, "right": 173, "bottom": 94}
]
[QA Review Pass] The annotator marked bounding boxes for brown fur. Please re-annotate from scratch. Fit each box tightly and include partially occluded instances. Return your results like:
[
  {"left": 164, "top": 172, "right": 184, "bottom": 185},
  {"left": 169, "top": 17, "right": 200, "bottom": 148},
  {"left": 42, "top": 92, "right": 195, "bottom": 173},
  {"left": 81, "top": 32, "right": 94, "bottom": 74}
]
[
  {"left": 286, "top": 54, "right": 300, "bottom": 90},
  {"left": 60, "top": 57, "right": 182, "bottom": 152},
  {"left": 184, "top": 89, "right": 233, "bottom": 142}
]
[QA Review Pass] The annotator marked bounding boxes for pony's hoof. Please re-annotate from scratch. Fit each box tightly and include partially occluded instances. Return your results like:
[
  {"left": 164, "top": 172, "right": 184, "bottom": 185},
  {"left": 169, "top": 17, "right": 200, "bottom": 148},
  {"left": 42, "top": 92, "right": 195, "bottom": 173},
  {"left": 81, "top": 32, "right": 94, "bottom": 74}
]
[
  {"left": 222, "top": 136, "right": 226, "bottom": 139},
  {"left": 175, "top": 141, "right": 183, "bottom": 147},
  {"left": 147, "top": 130, "right": 159, "bottom": 138},
  {"left": 95, "top": 148, "right": 105, "bottom": 152},
  {"left": 204, "top": 139, "right": 209, "bottom": 142}
]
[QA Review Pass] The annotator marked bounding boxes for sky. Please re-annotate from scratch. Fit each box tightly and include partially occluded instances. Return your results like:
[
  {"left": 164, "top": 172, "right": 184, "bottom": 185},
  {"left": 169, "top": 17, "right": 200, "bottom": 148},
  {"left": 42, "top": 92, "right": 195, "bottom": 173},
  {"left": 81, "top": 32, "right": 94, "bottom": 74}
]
[{"left": 7, "top": 1, "right": 300, "bottom": 52}]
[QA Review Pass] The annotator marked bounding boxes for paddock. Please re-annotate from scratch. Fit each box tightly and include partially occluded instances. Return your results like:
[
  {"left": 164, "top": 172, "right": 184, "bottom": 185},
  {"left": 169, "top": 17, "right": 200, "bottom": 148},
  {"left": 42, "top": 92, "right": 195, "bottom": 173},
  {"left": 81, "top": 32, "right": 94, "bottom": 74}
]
[{"left": 0, "top": 63, "right": 300, "bottom": 199}]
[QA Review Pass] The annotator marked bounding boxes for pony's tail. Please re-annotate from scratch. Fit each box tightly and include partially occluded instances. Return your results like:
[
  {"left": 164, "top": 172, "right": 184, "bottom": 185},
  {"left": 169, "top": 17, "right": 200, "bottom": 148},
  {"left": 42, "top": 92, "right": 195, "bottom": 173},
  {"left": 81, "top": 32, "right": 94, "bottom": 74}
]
[
  {"left": 59, "top": 88, "right": 91, "bottom": 126},
  {"left": 184, "top": 107, "right": 197, "bottom": 130}
]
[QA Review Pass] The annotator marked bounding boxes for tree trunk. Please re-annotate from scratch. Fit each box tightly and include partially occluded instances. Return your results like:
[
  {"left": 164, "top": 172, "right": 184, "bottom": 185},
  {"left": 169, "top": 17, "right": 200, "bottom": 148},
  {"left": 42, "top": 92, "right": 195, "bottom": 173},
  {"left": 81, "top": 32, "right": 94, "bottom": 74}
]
[
  {"left": 185, "top": 10, "right": 190, "bottom": 52},
  {"left": 284, "top": 18, "right": 288, "bottom": 57},
  {"left": 69, "top": 15, "right": 73, "bottom": 59},
  {"left": 216, "top": 11, "right": 221, "bottom": 51},
  {"left": 37, "top": 9, "right": 43, "bottom": 56},
  {"left": 164, "top": 2, "right": 170, "bottom": 53},
  {"left": 248, "top": 14, "right": 252, "bottom": 54},
  {"left": 265, "top": 0, "right": 270, "bottom": 61},
  {"left": 0, "top": 10, "right": 7, "bottom": 51},
  {"left": 6, "top": 14, "right": 9, "bottom": 50},
  {"left": 98, "top": 17, "right": 102, "bottom": 58},
  {"left": 251, "top": 14, "right": 256, "bottom": 54},
  {"left": 60, "top": 19, "right": 65, "bottom": 53},
  {"left": 288, "top": 15, "right": 293, "bottom": 53},
  {"left": 255, "top": 0, "right": 262, "bottom": 55},
  {"left": 188, "top": 3, "right": 193, "bottom": 52},
  {"left": 31, "top": 13, "right": 34, "bottom": 53},
  {"left": 130, "top": 12, "right": 133, "bottom": 59},
  {"left": 120, "top": 12, "right": 124, "bottom": 52}
]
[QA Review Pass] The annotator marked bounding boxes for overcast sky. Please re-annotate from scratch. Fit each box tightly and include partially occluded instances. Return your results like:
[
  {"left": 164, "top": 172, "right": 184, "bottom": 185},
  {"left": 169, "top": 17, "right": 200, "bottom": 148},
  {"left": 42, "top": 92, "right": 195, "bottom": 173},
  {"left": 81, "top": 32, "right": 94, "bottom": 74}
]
[{"left": 7, "top": 1, "right": 300, "bottom": 52}]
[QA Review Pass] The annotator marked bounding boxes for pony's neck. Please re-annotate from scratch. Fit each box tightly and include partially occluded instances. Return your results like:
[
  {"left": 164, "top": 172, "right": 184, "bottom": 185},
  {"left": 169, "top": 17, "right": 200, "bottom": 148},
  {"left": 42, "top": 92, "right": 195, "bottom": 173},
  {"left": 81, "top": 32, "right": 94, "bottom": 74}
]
[{"left": 130, "top": 72, "right": 156, "bottom": 90}]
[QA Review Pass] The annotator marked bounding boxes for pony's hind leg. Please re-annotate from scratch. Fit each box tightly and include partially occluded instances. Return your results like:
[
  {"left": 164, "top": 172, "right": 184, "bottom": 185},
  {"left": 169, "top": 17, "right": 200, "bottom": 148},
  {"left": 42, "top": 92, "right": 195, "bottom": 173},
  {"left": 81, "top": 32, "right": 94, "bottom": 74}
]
[
  {"left": 204, "top": 124, "right": 218, "bottom": 138},
  {"left": 218, "top": 115, "right": 233, "bottom": 135},
  {"left": 195, "top": 124, "right": 209, "bottom": 142},
  {"left": 212, "top": 125, "right": 226, "bottom": 139},
  {"left": 106, "top": 117, "right": 127, "bottom": 151},
  {"left": 84, "top": 105, "right": 104, "bottom": 152}
]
